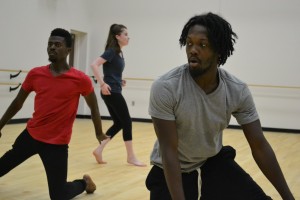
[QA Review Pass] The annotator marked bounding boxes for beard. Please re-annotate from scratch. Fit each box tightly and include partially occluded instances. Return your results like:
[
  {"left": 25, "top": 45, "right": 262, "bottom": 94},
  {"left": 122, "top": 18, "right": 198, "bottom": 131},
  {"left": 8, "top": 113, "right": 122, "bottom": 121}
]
[
  {"left": 48, "top": 57, "right": 57, "bottom": 63},
  {"left": 189, "top": 63, "right": 212, "bottom": 78}
]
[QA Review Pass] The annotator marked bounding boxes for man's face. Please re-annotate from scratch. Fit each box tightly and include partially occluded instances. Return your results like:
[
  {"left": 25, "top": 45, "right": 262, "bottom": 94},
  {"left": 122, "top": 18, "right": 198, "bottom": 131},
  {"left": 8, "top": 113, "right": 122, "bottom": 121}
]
[
  {"left": 47, "top": 36, "right": 70, "bottom": 63},
  {"left": 185, "top": 25, "right": 218, "bottom": 78}
]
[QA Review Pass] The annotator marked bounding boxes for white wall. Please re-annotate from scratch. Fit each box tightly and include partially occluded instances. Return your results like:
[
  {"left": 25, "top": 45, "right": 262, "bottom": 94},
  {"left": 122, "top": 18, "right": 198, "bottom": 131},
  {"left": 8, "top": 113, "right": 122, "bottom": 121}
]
[
  {"left": 0, "top": 0, "right": 94, "bottom": 118},
  {"left": 0, "top": 0, "right": 299, "bottom": 130}
]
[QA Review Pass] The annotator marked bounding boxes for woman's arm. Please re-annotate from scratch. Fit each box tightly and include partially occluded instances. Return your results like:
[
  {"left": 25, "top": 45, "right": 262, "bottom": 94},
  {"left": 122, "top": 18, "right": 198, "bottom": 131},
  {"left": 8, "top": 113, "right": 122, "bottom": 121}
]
[{"left": 90, "top": 56, "right": 111, "bottom": 95}]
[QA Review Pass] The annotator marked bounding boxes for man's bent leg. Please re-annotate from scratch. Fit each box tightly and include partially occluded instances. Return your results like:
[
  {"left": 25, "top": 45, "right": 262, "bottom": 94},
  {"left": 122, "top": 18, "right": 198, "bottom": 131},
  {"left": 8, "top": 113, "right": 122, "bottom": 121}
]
[
  {"left": 201, "top": 146, "right": 272, "bottom": 200},
  {"left": 39, "top": 143, "right": 86, "bottom": 200},
  {"left": 0, "top": 129, "right": 38, "bottom": 177},
  {"left": 146, "top": 165, "right": 200, "bottom": 200},
  {"left": 146, "top": 165, "right": 172, "bottom": 200}
]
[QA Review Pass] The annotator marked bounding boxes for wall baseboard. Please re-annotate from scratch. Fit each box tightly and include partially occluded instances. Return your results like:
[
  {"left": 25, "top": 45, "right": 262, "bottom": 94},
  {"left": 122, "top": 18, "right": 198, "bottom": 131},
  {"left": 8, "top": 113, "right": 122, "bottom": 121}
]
[
  {"left": 226, "top": 124, "right": 300, "bottom": 134},
  {"left": 8, "top": 115, "right": 300, "bottom": 134}
]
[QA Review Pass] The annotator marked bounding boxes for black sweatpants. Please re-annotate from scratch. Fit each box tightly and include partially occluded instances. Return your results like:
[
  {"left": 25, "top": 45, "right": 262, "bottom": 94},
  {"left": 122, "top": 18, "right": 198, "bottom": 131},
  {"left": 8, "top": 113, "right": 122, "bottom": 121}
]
[
  {"left": 0, "top": 129, "right": 86, "bottom": 200},
  {"left": 146, "top": 146, "right": 272, "bottom": 200}
]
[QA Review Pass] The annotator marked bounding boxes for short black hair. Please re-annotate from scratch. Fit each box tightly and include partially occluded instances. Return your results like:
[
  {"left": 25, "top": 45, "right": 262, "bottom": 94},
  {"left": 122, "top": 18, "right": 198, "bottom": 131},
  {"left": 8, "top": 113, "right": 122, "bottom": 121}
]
[
  {"left": 179, "top": 12, "right": 238, "bottom": 66},
  {"left": 50, "top": 28, "right": 72, "bottom": 48}
]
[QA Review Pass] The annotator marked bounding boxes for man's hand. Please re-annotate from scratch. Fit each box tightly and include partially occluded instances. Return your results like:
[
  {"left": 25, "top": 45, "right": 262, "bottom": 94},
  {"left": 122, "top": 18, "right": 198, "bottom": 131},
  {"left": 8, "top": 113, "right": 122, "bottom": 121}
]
[{"left": 96, "top": 133, "right": 110, "bottom": 143}]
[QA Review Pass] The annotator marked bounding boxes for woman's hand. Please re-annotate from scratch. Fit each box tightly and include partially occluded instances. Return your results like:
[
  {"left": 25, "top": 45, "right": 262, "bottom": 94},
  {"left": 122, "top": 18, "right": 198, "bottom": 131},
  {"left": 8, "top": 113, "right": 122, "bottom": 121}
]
[
  {"left": 101, "top": 83, "right": 111, "bottom": 95},
  {"left": 122, "top": 79, "right": 126, "bottom": 87}
]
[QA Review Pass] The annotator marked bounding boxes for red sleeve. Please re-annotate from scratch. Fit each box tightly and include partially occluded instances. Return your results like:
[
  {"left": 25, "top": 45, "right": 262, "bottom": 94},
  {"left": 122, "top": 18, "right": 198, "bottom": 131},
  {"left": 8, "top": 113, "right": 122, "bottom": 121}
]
[
  {"left": 81, "top": 73, "right": 94, "bottom": 96},
  {"left": 21, "top": 69, "right": 34, "bottom": 92}
]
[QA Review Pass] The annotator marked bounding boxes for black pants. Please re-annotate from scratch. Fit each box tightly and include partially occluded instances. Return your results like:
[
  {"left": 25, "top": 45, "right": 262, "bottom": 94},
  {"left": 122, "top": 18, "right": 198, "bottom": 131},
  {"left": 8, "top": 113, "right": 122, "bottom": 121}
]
[
  {"left": 101, "top": 92, "right": 132, "bottom": 141},
  {"left": 0, "top": 129, "right": 86, "bottom": 200},
  {"left": 146, "top": 146, "right": 272, "bottom": 200}
]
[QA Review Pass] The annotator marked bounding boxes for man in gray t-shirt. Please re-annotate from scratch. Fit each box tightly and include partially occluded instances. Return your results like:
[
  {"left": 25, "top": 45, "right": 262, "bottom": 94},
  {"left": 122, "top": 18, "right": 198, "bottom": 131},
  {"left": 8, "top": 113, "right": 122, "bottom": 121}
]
[{"left": 145, "top": 12, "right": 294, "bottom": 200}]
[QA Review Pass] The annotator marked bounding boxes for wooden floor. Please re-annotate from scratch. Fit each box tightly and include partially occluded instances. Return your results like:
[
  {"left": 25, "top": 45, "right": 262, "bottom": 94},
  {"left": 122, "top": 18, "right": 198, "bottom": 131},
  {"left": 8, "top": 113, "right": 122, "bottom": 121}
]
[{"left": 0, "top": 119, "right": 299, "bottom": 200}]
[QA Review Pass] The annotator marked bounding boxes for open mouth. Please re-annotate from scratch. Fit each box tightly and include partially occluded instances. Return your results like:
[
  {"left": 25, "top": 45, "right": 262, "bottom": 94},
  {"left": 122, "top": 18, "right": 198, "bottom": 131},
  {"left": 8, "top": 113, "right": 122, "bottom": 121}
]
[
  {"left": 48, "top": 51, "right": 56, "bottom": 56},
  {"left": 189, "top": 58, "right": 200, "bottom": 68}
]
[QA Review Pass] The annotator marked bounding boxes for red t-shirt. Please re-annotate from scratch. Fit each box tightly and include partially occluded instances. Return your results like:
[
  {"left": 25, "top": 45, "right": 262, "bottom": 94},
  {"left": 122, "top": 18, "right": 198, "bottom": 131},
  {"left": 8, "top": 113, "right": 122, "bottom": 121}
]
[{"left": 22, "top": 65, "right": 93, "bottom": 144}]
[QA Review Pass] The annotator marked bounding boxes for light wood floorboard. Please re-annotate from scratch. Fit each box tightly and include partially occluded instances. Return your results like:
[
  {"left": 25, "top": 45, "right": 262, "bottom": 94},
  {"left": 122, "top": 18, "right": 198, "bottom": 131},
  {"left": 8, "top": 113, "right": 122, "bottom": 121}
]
[{"left": 0, "top": 119, "right": 299, "bottom": 199}]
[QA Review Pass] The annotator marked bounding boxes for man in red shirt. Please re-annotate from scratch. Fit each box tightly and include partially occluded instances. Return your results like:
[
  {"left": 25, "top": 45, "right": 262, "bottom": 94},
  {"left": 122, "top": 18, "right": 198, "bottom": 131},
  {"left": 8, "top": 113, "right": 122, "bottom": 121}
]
[{"left": 0, "top": 28, "right": 108, "bottom": 199}]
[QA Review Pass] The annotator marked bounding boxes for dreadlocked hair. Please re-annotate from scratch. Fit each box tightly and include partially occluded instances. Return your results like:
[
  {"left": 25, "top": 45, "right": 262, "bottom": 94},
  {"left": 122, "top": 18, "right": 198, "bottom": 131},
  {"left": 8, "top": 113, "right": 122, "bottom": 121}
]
[
  {"left": 179, "top": 12, "right": 238, "bottom": 66},
  {"left": 50, "top": 28, "right": 72, "bottom": 48}
]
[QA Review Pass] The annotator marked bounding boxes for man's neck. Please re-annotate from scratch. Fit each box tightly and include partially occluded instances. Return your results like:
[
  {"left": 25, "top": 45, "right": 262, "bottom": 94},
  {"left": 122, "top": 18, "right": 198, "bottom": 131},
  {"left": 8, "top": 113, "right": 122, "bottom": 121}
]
[
  {"left": 50, "top": 63, "right": 70, "bottom": 75},
  {"left": 193, "top": 69, "right": 219, "bottom": 94}
]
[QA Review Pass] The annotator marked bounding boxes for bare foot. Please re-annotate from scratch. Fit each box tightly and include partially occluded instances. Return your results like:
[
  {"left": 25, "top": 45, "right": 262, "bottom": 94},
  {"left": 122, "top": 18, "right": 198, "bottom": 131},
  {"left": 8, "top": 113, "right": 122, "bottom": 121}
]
[
  {"left": 127, "top": 158, "right": 147, "bottom": 167},
  {"left": 93, "top": 150, "right": 107, "bottom": 164},
  {"left": 83, "top": 174, "right": 96, "bottom": 194}
]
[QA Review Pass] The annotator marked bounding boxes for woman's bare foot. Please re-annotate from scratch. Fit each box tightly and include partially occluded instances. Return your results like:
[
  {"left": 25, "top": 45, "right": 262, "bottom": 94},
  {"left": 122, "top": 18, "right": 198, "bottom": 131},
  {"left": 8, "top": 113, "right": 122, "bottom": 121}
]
[
  {"left": 93, "top": 149, "right": 107, "bottom": 164},
  {"left": 127, "top": 157, "right": 147, "bottom": 167},
  {"left": 92, "top": 138, "right": 110, "bottom": 164}
]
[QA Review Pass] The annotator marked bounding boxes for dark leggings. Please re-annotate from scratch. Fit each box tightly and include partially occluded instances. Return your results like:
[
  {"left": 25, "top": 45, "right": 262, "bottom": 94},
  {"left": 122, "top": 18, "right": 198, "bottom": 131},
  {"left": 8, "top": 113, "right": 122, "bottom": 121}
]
[
  {"left": 146, "top": 146, "right": 273, "bottom": 200},
  {"left": 101, "top": 92, "right": 132, "bottom": 141},
  {"left": 0, "top": 129, "right": 86, "bottom": 200}
]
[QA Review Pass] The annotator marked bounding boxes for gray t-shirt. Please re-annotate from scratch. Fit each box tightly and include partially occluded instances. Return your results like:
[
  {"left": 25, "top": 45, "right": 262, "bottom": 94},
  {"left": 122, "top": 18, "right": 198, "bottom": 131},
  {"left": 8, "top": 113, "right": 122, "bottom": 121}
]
[{"left": 148, "top": 64, "right": 259, "bottom": 172}]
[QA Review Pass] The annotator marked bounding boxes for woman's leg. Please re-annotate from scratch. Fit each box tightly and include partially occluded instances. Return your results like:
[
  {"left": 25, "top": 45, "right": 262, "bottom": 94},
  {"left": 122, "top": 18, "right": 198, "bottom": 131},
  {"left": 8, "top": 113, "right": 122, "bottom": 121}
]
[
  {"left": 125, "top": 140, "right": 146, "bottom": 166},
  {"left": 93, "top": 93, "right": 122, "bottom": 164},
  {"left": 93, "top": 137, "right": 111, "bottom": 164},
  {"left": 101, "top": 93, "right": 145, "bottom": 166},
  {"left": 101, "top": 93, "right": 123, "bottom": 139},
  {"left": 110, "top": 93, "right": 145, "bottom": 166}
]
